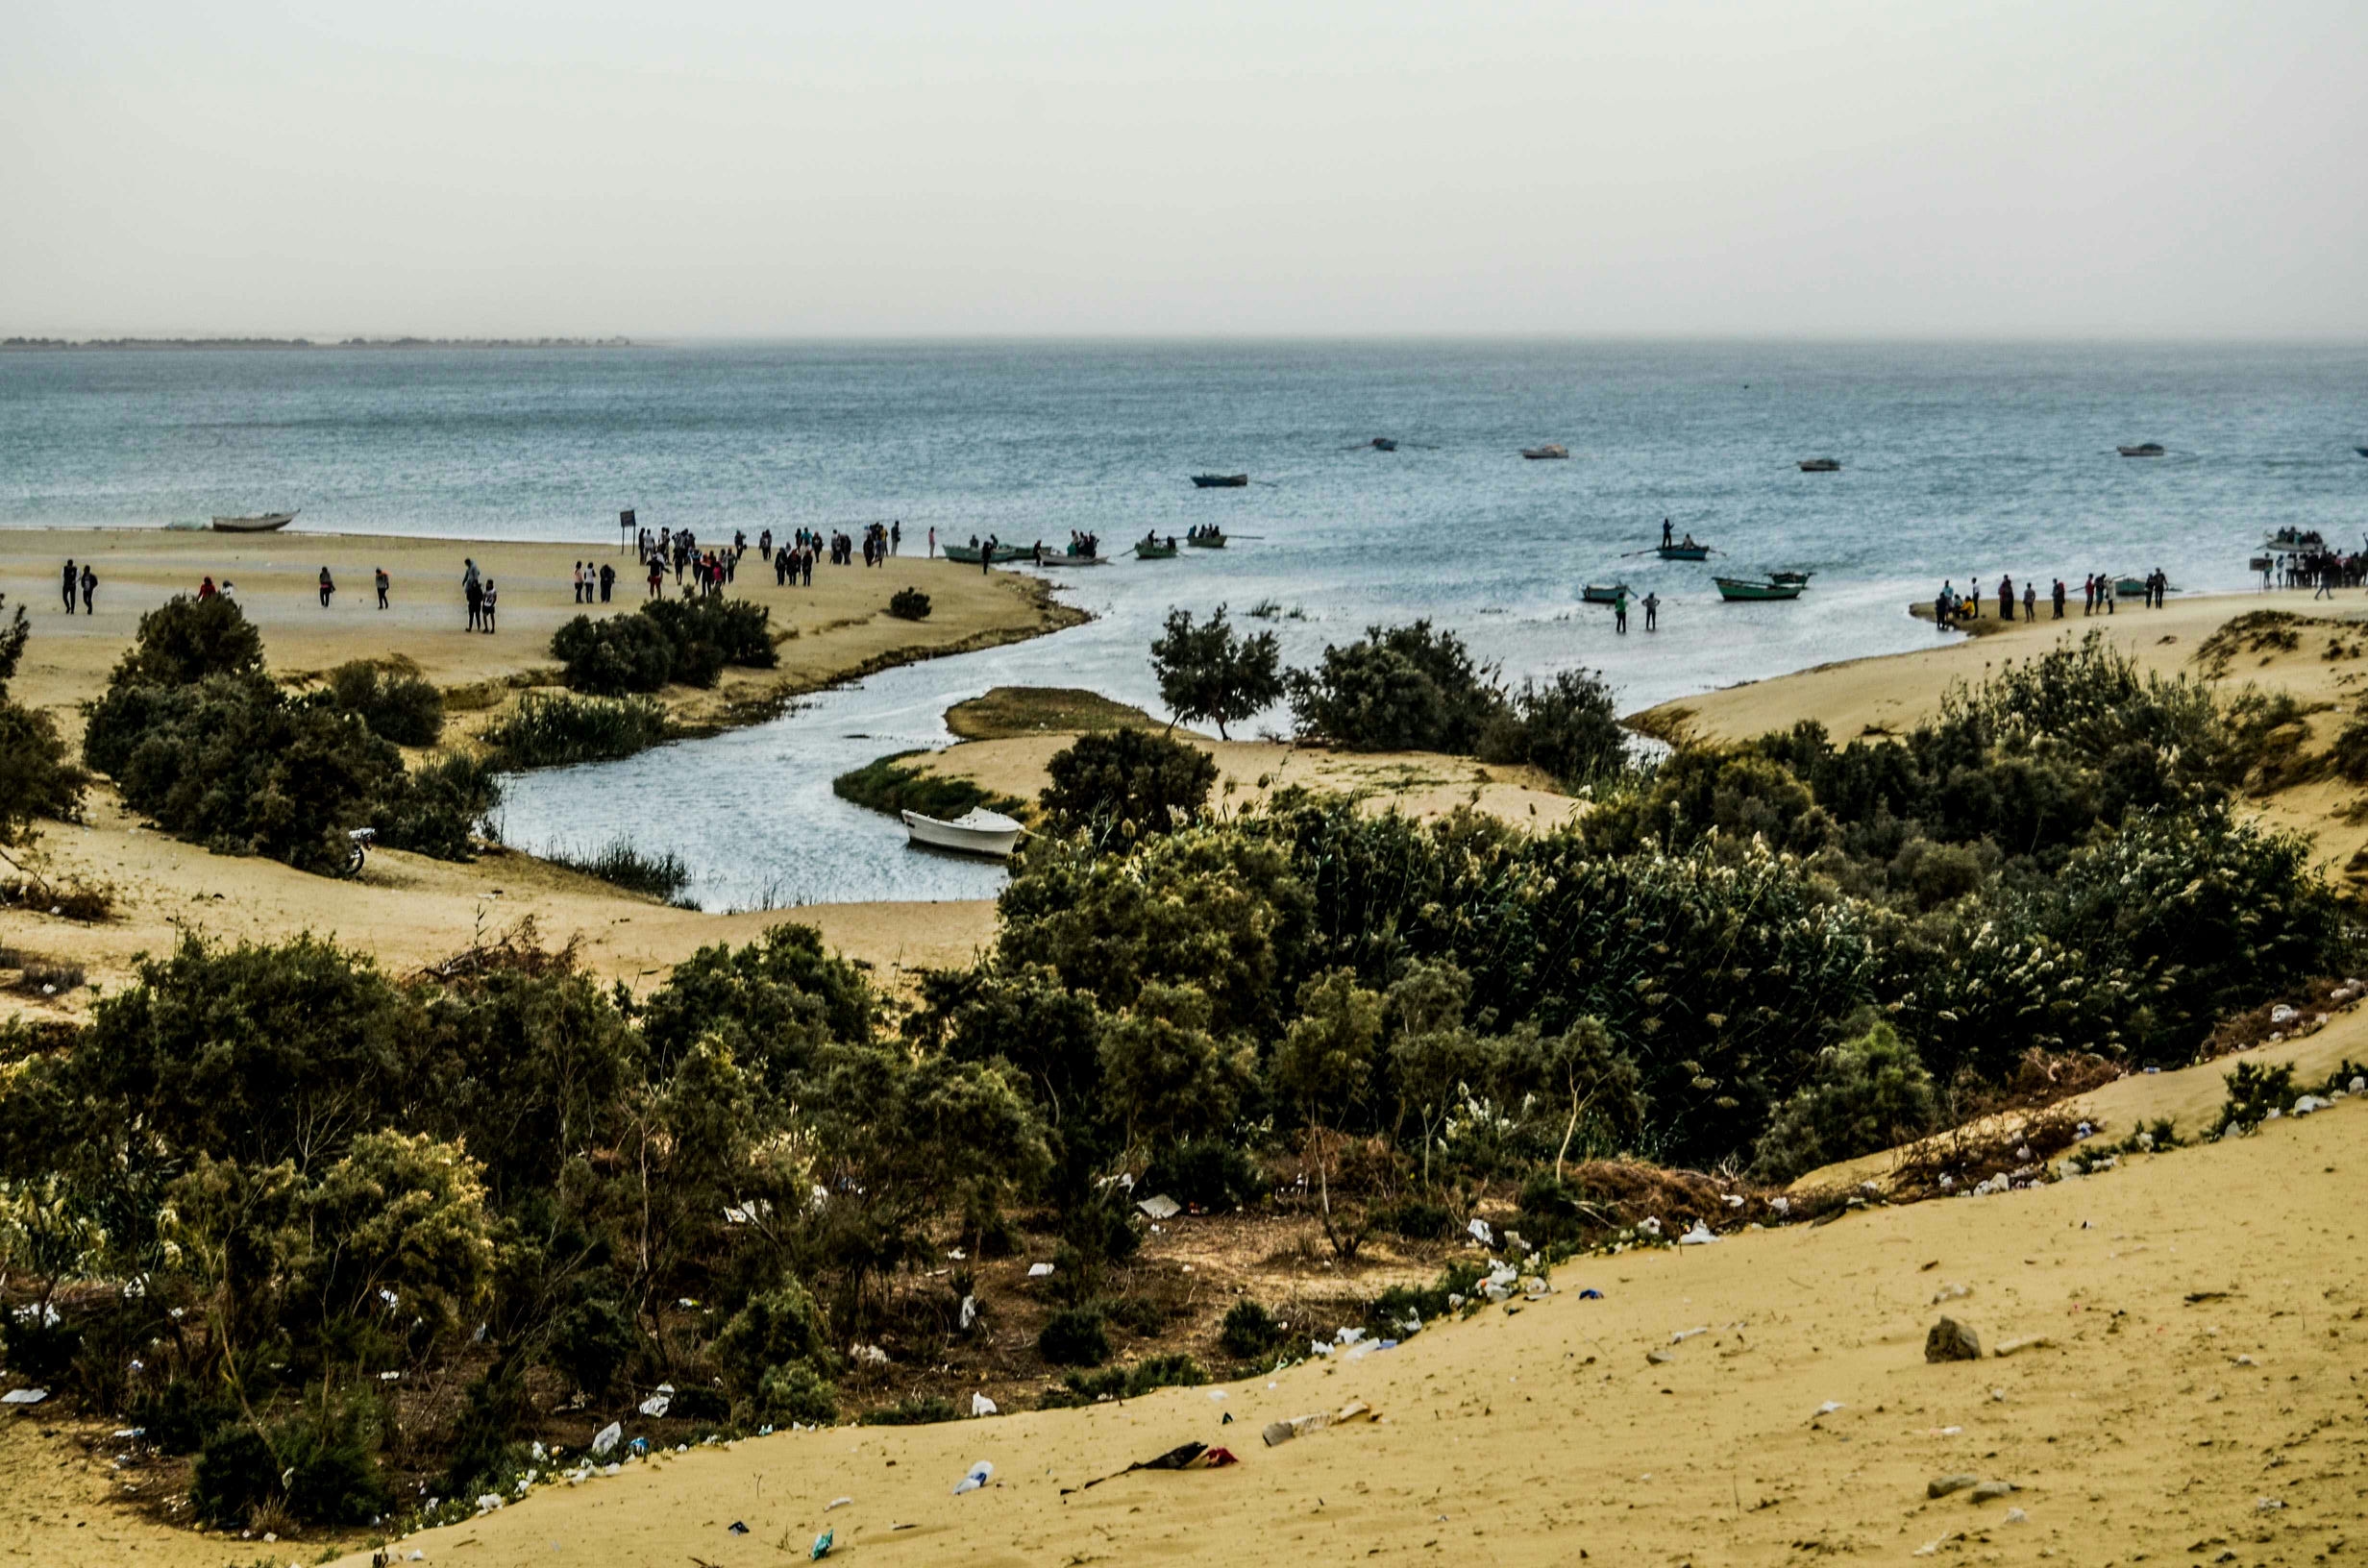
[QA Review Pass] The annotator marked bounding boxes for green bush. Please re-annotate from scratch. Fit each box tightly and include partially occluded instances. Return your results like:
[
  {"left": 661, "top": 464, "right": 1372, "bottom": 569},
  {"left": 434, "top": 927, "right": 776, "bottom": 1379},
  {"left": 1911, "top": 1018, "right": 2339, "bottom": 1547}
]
[
  {"left": 887, "top": 587, "right": 931, "bottom": 622},
  {"left": 190, "top": 1422, "right": 280, "bottom": 1529},
  {"left": 2215, "top": 1059, "right": 2298, "bottom": 1136},
  {"left": 1139, "top": 1138, "right": 1264, "bottom": 1213},
  {"left": 1477, "top": 669, "right": 1627, "bottom": 788},
  {"left": 1376, "top": 1198, "right": 1452, "bottom": 1240},
  {"left": 1287, "top": 621, "right": 1503, "bottom": 753},
  {"left": 110, "top": 595, "right": 263, "bottom": 687},
  {"left": 328, "top": 659, "right": 446, "bottom": 747},
  {"left": 1036, "top": 1305, "right": 1111, "bottom": 1366},
  {"left": 858, "top": 1394, "right": 960, "bottom": 1426},
  {"left": 1059, "top": 1352, "right": 1207, "bottom": 1403},
  {"left": 547, "top": 1297, "right": 640, "bottom": 1399},
  {"left": 756, "top": 1360, "right": 838, "bottom": 1425},
  {"left": 833, "top": 751, "right": 1019, "bottom": 823},
  {"left": 551, "top": 614, "right": 675, "bottom": 696},
  {"left": 127, "top": 1377, "right": 238, "bottom": 1456},
  {"left": 712, "top": 1284, "right": 832, "bottom": 1396},
  {"left": 642, "top": 597, "right": 777, "bottom": 678},
  {"left": 0, "top": 1308, "right": 81, "bottom": 1381},
  {"left": 481, "top": 692, "right": 671, "bottom": 768},
  {"left": 1218, "top": 1299, "right": 1285, "bottom": 1360},
  {"left": 1039, "top": 728, "right": 1218, "bottom": 841},
  {"left": 190, "top": 1394, "right": 390, "bottom": 1531},
  {"left": 1747, "top": 1017, "right": 1937, "bottom": 1184},
  {"left": 543, "top": 838, "right": 691, "bottom": 902},
  {"left": 373, "top": 751, "right": 502, "bottom": 860}
]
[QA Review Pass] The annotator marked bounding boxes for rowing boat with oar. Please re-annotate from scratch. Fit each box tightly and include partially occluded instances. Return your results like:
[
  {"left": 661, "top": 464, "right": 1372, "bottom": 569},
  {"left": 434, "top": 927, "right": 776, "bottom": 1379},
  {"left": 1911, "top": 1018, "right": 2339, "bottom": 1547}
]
[
  {"left": 1580, "top": 583, "right": 1628, "bottom": 605},
  {"left": 1191, "top": 473, "right": 1249, "bottom": 488},
  {"left": 941, "top": 542, "right": 1032, "bottom": 565},
  {"left": 1134, "top": 540, "right": 1179, "bottom": 560},
  {"left": 211, "top": 510, "right": 298, "bottom": 532},
  {"left": 1713, "top": 576, "right": 1806, "bottom": 602}
]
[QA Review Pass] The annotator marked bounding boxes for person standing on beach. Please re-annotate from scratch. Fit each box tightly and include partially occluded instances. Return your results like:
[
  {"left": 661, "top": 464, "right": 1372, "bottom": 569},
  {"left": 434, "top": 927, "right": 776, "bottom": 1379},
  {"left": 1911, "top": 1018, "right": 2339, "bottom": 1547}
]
[
  {"left": 481, "top": 578, "right": 498, "bottom": 633},
  {"left": 928, "top": 526, "right": 937, "bottom": 559},
  {"left": 61, "top": 560, "right": 77, "bottom": 615},
  {"left": 79, "top": 564, "right": 96, "bottom": 614},
  {"left": 1642, "top": 591, "right": 1659, "bottom": 631},
  {"left": 646, "top": 556, "right": 664, "bottom": 599},
  {"left": 892, "top": 520, "right": 902, "bottom": 555},
  {"left": 1998, "top": 574, "right": 2013, "bottom": 621},
  {"left": 2024, "top": 581, "right": 2036, "bottom": 623},
  {"left": 318, "top": 566, "right": 335, "bottom": 608},
  {"left": 2052, "top": 578, "right": 2065, "bottom": 619},
  {"left": 462, "top": 558, "right": 483, "bottom": 629},
  {"left": 600, "top": 561, "right": 616, "bottom": 602},
  {"left": 376, "top": 567, "right": 390, "bottom": 609}
]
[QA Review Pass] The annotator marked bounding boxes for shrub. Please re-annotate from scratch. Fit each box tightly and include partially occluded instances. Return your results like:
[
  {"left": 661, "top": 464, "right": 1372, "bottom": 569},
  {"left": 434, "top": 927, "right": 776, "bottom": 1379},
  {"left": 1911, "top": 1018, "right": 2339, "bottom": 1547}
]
[
  {"left": 1040, "top": 728, "right": 1218, "bottom": 841},
  {"left": 1139, "top": 1137, "right": 1264, "bottom": 1213},
  {"left": 190, "top": 1422, "right": 280, "bottom": 1529},
  {"left": 328, "top": 659, "right": 446, "bottom": 747},
  {"left": 642, "top": 597, "right": 777, "bottom": 680},
  {"left": 1149, "top": 605, "right": 1283, "bottom": 739},
  {"left": 0, "top": 1306, "right": 81, "bottom": 1381},
  {"left": 1748, "top": 1017, "right": 1937, "bottom": 1184},
  {"left": 2215, "top": 1059, "right": 2298, "bottom": 1136},
  {"left": 373, "top": 751, "right": 502, "bottom": 860},
  {"left": 1036, "top": 1305, "right": 1111, "bottom": 1366},
  {"left": 551, "top": 614, "right": 675, "bottom": 696},
  {"left": 712, "top": 1284, "right": 832, "bottom": 1396},
  {"left": 888, "top": 587, "right": 931, "bottom": 622},
  {"left": 1288, "top": 621, "right": 1504, "bottom": 753},
  {"left": 481, "top": 692, "right": 670, "bottom": 768},
  {"left": 548, "top": 1297, "right": 640, "bottom": 1399},
  {"left": 833, "top": 751, "right": 1019, "bottom": 823},
  {"left": 756, "top": 1360, "right": 838, "bottom": 1425},
  {"left": 1219, "top": 1299, "right": 1285, "bottom": 1360},
  {"left": 543, "top": 838, "right": 691, "bottom": 902},
  {"left": 858, "top": 1394, "right": 959, "bottom": 1426},
  {"left": 1047, "top": 1353, "right": 1209, "bottom": 1407},
  {"left": 1376, "top": 1198, "right": 1452, "bottom": 1240},
  {"left": 0, "top": 698, "right": 86, "bottom": 844},
  {"left": 110, "top": 595, "right": 263, "bottom": 687},
  {"left": 1477, "top": 669, "right": 1628, "bottom": 788},
  {"left": 128, "top": 1377, "right": 238, "bottom": 1456},
  {"left": 1363, "top": 1260, "right": 1489, "bottom": 1335}
]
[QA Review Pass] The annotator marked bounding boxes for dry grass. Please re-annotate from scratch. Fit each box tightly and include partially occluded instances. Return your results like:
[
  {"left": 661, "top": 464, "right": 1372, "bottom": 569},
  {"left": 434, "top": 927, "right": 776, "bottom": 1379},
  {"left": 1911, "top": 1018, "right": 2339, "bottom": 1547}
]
[{"left": 945, "top": 685, "right": 1160, "bottom": 741}]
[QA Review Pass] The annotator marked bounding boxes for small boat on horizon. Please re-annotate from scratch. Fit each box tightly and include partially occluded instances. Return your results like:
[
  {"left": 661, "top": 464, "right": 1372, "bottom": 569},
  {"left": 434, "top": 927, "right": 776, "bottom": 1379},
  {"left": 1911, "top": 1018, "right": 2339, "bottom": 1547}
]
[
  {"left": 1192, "top": 473, "right": 1249, "bottom": 488},
  {"left": 1714, "top": 576, "right": 1806, "bottom": 602},
  {"left": 1519, "top": 444, "right": 1569, "bottom": 460},
  {"left": 900, "top": 807, "right": 1024, "bottom": 858},
  {"left": 1797, "top": 457, "right": 1840, "bottom": 473},
  {"left": 2118, "top": 442, "right": 2166, "bottom": 457},
  {"left": 210, "top": 510, "right": 298, "bottom": 532},
  {"left": 1370, "top": 437, "right": 1397, "bottom": 452}
]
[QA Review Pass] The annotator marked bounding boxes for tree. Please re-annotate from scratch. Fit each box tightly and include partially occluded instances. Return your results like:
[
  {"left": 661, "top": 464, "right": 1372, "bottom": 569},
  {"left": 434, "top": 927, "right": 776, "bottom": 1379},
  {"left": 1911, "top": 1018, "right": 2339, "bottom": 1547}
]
[
  {"left": 1501, "top": 1017, "right": 1646, "bottom": 1179},
  {"left": 1286, "top": 621, "right": 1504, "bottom": 753},
  {"left": 1747, "top": 1016, "right": 1936, "bottom": 1184},
  {"left": 1149, "top": 604, "right": 1282, "bottom": 739},
  {"left": 0, "top": 596, "right": 86, "bottom": 849},
  {"left": 1040, "top": 728, "right": 1219, "bottom": 841},
  {"left": 109, "top": 594, "right": 264, "bottom": 687},
  {"left": 1096, "top": 982, "right": 1253, "bottom": 1155},
  {"left": 1270, "top": 968, "right": 1382, "bottom": 1234}
]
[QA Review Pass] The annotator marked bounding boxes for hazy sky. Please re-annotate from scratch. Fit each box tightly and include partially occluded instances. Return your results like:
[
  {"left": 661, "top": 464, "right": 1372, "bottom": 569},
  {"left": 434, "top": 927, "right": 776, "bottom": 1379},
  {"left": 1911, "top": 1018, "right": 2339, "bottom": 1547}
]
[{"left": 5, "top": 0, "right": 2363, "bottom": 338}]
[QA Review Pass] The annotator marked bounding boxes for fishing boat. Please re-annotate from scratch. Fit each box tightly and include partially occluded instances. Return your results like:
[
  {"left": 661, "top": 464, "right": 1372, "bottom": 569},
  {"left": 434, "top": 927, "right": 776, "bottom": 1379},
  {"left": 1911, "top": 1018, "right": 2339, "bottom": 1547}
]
[
  {"left": 1580, "top": 584, "right": 1628, "bottom": 605},
  {"left": 2356, "top": 447, "right": 2368, "bottom": 458},
  {"left": 1134, "top": 539, "right": 1179, "bottom": 560},
  {"left": 2117, "top": 442, "right": 2166, "bottom": 457},
  {"left": 900, "top": 807, "right": 1024, "bottom": 858},
  {"left": 1657, "top": 542, "right": 1713, "bottom": 561},
  {"left": 2114, "top": 576, "right": 2176, "bottom": 598},
  {"left": 2262, "top": 528, "right": 2326, "bottom": 552},
  {"left": 941, "top": 542, "right": 1031, "bottom": 565},
  {"left": 1034, "top": 547, "right": 1108, "bottom": 567},
  {"left": 1519, "top": 444, "right": 1569, "bottom": 460},
  {"left": 1191, "top": 473, "right": 1249, "bottom": 488},
  {"left": 1797, "top": 457, "right": 1840, "bottom": 473},
  {"left": 1713, "top": 576, "right": 1806, "bottom": 602},
  {"left": 1185, "top": 529, "right": 1225, "bottom": 549},
  {"left": 1370, "top": 437, "right": 1398, "bottom": 452},
  {"left": 210, "top": 510, "right": 298, "bottom": 532},
  {"left": 1768, "top": 569, "right": 1813, "bottom": 586}
]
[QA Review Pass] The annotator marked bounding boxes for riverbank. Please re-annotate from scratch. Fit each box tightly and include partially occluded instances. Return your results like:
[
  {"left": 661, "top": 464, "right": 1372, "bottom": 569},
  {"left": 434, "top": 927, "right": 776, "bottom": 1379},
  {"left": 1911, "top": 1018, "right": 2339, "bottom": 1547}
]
[{"left": 0, "top": 528, "right": 1076, "bottom": 1013}]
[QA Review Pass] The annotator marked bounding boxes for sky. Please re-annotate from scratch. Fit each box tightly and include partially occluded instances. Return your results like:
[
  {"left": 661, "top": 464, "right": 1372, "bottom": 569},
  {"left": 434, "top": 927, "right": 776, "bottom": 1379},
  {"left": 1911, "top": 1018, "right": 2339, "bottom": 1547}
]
[{"left": 3, "top": 0, "right": 2364, "bottom": 339}]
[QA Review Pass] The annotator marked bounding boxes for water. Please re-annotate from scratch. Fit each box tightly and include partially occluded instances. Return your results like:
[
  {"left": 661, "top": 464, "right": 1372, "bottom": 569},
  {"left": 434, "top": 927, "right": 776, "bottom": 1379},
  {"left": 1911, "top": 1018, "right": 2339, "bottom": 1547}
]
[{"left": 7, "top": 340, "right": 2364, "bottom": 908}]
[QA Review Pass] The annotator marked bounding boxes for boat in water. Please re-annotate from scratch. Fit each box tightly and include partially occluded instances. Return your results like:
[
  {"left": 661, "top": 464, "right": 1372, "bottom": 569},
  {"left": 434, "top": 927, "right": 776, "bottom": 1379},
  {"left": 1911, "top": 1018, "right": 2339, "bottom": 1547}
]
[
  {"left": 1713, "top": 576, "right": 1806, "bottom": 602},
  {"left": 1370, "top": 437, "right": 1397, "bottom": 452},
  {"left": 1185, "top": 527, "right": 1225, "bottom": 549},
  {"left": 1768, "top": 569, "right": 1813, "bottom": 586},
  {"left": 941, "top": 541, "right": 1032, "bottom": 565},
  {"left": 2263, "top": 528, "right": 2327, "bottom": 552},
  {"left": 1797, "top": 457, "right": 1840, "bottom": 473},
  {"left": 900, "top": 807, "right": 1025, "bottom": 858},
  {"left": 211, "top": 510, "right": 298, "bottom": 533},
  {"left": 1580, "top": 584, "right": 1628, "bottom": 605},
  {"left": 2117, "top": 442, "right": 2166, "bottom": 457},
  {"left": 1134, "top": 537, "right": 1179, "bottom": 560},
  {"left": 2115, "top": 576, "right": 2176, "bottom": 598},
  {"left": 2355, "top": 447, "right": 2368, "bottom": 459},
  {"left": 1657, "top": 542, "right": 1713, "bottom": 561},
  {"left": 1519, "top": 444, "right": 1569, "bottom": 460},
  {"left": 1191, "top": 473, "right": 1249, "bottom": 488},
  {"left": 1034, "top": 547, "right": 1107, "bottom": 567}
]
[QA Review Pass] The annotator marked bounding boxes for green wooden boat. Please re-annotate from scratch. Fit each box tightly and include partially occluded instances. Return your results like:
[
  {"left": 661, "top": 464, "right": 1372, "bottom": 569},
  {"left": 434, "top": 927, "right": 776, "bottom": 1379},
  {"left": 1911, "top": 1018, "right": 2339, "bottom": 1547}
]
[
  {"left": 1135, "top": 539, "right": 1179, "bottom": 560},
  {"left": 1186, "top": 529, "right": 1225, "bottom": 549},
  {"left": 1714, "top": 576, "right": 1806, "bottom": 602},
  {"left": 1658, "top": 543, "right": 1713, "bottom": 561},
  {"left": 1580, "top": 583, "right": 1628, "bottom": 605},
  {"left": 942, "top": 542, "right": 1030, "bottom": 565},
  {"left": 1768, "top": 569, "right": 1813, "bottom": 586}
]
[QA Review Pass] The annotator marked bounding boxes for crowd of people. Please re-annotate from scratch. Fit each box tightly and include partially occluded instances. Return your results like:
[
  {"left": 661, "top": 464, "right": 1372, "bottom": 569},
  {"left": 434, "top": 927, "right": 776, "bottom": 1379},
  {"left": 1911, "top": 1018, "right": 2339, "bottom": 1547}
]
[{"left": 1932, "top": 568, "right": 2175, "bottom": 627}]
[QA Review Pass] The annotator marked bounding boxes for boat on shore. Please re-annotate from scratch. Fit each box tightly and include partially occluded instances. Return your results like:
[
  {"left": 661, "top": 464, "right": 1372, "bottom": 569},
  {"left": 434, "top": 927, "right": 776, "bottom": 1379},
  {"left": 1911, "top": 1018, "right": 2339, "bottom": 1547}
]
[
  {"left": 1797, "top": 457, "right": 1840, "bottom": 473},
  {"left": 1714, "top": 576, "right": 1806, "bottom": 602},
  {"left": 942, "top": 542, "right": 1031, "bottom": 565},
  {"left": 2115, "top": 576, "right": 2176, "bottom": 598},
  {"left": 1580, "top": 584, "right": 1628, "bottom": 605},
  {"left": 2117, "top": 442, "right": 2166, "bottom": 457},
  {"left": 1192, "top": 473, "right": 1249, "bottom": 488},
  {"left": 211, "top": 510, "right": 298, "bottom": 532},
  {"left": 1519, "top": 444, "right": 1568, "bottom": 460},
  {"left": 900, "top": 807, "right": 1024, "bottom": 858}
]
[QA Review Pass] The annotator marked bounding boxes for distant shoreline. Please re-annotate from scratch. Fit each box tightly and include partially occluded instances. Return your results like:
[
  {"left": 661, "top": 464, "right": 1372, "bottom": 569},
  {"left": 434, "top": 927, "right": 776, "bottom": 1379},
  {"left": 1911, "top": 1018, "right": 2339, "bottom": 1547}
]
[{"left": 0, "top": 335, "right": 634, "bottom": 351}]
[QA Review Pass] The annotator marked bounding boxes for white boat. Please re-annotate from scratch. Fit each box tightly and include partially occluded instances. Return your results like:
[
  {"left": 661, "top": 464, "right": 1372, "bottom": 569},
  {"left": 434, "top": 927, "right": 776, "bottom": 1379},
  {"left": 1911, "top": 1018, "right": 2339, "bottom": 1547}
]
[
  {"left": 900, "top": 807, "right": 1025, "bottom": 857},
  {"left": 211, "top": 510, "right": 299, "bottom": 532}
]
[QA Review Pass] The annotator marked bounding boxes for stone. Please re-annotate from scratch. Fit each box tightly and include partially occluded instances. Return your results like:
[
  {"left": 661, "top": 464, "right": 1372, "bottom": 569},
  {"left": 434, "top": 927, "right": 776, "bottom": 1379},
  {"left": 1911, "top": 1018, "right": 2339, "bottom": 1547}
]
[
  {"left": 1969, "top": 1481, "right": 2017, "bottom": 1502},
  {"left": 1924, "top": 1316, "right": 1983, "bottom": 1362},
  {"left": 1928, "top": 1474, "right": 1981, "bottom": 1499}
]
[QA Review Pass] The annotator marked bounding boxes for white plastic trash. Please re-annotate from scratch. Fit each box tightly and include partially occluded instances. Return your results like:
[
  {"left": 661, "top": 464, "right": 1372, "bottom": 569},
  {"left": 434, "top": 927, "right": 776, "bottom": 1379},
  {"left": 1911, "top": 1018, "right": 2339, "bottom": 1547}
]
[
  {"left": 1467, "top": 1217, "right": 1495, "bottom": 1246},
  {"left": 971, "top": 1393, "right": 998, "bottom": 1417},
  {"left": 1136, "top": 1194, "right": 1182, "bottom": 1220},
  {"left": 590, "top": 1421, "right": 622, "bottom": 1457},
  {"left": 953, "top": 1459, "right": 994, "bottom": 1495},
  {"left": 1678, "top": 1221, "right": 1719, "bottom": 1246},
  {"left": 1026, "top": 1262, "right": 1056, "bottom": 1278}
]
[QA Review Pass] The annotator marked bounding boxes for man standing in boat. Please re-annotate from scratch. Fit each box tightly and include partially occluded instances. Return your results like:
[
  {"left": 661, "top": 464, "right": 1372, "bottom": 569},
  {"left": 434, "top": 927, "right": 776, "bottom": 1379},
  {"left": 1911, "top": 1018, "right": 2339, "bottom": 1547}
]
[{"left": 1662, "top": 518, "right": 1673, "bottom": 550}]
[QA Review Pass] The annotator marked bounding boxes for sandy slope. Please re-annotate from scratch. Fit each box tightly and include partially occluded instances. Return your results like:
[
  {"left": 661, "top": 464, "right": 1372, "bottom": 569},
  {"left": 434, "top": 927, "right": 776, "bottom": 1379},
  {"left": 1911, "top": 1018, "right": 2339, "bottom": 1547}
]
[{"left": 278, "top": 1090, "right": 2368, "bottom": 1568}]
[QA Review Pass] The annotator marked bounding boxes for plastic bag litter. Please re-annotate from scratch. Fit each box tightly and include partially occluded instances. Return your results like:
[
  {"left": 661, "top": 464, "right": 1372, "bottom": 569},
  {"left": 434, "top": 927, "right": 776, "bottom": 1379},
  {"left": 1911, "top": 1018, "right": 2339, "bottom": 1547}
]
[
  {"left": 971, "top": 1393, "right": 999, "bottom": 1417},
  {"left": 1578, "top": 1287, "right": 1604, "bottom": 1300},
  {"left": 728, "top": 1521, "right": 750, "bottom": 1535},
  {"left": 590, "top": 1422, "right": 622, "bottom": 1457},
  {"left": 1026, "top": 1262, "right": 1056, "bottom": 1278},
  {"left": 953, "top": 1459, "right": 995, "bottom": 1495},
  {"left": 0, "top": 1388, "right": 49, "bottom": 1405},
  {"left": 1261, "top": 1401, "right": 1375, "bottom": 1447},
  {"left": 959, "top": 1294, "right": 978, "bottom": 1331},
  {"left": 1467, "top": 1217, "right": 1494, "bottom": 1246},
  {"left": 1136, "top": 1193, "right": 1182, "bottom": 1220},
  {"left": 639, "top": 1384, "right": 674, "bottom": 1418},
  {"left": 1677, "top": 1221, "right": 1718, "bottom": 1245},
  {"left": 826, "top": 1496, "right": 853, "bottom": 1510},
  {"left": 810, "top": 1529, "right": 834, "bottom": 1559},
  {"left": 1069, "top": 1441, "right": 1241, "bottom": 1492},
  {"left": 1637, "top": 1216, "right": 1663, "bottom": 1237}
]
